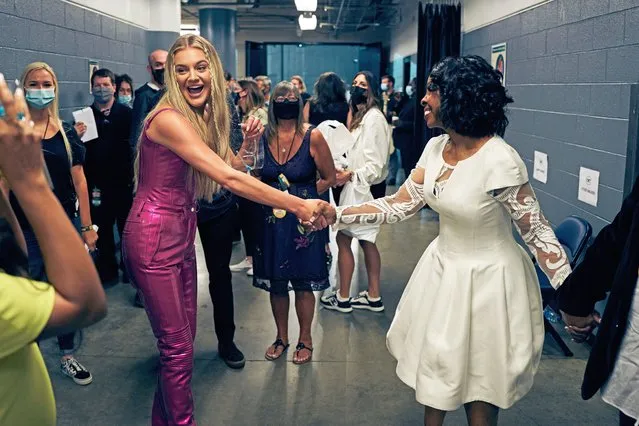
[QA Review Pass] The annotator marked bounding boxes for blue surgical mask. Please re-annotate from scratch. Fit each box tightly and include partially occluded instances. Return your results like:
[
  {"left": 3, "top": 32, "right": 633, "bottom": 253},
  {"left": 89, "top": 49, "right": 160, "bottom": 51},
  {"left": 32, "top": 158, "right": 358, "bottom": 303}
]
[
  {"left": 118, "top": 95, "right": 132, "bottom": 107},
  {"left": 25, "top": 88, "right": 55, "bottom": 110},
  {"left": 381, "top": 83, "right": 388, "bottom": 92},
  {"left": 93, "top": 87, "right": 114, "bottom": 104},
  {"left": 406, "top": 86, "right": 414, "bottom": 97}
]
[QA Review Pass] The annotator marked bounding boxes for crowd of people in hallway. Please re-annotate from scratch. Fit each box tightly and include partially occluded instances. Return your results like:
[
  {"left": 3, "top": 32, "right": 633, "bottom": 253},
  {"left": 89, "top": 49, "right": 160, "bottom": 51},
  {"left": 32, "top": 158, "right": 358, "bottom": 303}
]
[{"left": 0, "top": 33, "right": 637, "bottom": 426}]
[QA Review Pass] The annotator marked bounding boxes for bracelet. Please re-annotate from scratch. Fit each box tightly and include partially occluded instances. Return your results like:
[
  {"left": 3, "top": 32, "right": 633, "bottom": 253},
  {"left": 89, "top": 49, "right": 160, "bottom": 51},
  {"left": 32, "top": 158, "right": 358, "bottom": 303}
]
[{"left": 81, "top": 225, "right": 93, "bottom": 233}]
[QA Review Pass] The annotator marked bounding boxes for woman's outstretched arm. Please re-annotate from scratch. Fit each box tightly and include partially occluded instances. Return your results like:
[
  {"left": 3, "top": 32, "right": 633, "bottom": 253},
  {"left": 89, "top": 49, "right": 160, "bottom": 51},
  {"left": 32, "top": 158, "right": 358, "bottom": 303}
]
[
  {"left": 147, "top": 109, "right": 326, "bottom": 224},
  {"left": 330, "top": 167, "right": 426, "bottom": 227}
]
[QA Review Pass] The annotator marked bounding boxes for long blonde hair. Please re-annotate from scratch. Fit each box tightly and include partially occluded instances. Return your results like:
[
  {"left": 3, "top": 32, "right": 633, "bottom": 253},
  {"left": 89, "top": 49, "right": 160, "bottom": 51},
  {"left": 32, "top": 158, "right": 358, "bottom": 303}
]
[
  {"left": 291, "top": 75, "right": 307, "bottom": 92},
  {"left": 20, "top": 62, "right": 72, "bottom": 165},
  {"left": 136, "top": 35, "right": 231, "bottom": 202}
]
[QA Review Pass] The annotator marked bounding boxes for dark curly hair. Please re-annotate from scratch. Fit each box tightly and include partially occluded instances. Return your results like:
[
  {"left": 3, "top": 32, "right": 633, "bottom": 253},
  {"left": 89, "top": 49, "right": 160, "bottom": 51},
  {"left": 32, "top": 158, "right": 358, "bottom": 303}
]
[{"left": 428, "top": 55, "right": 513, "bottom": 137}]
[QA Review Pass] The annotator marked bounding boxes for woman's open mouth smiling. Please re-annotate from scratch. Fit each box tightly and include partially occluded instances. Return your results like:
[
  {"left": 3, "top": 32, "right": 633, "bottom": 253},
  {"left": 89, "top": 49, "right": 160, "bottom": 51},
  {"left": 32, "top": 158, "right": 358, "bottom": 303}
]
[{"left": 187, "top": 85, "right": 204, "bottom": 96}]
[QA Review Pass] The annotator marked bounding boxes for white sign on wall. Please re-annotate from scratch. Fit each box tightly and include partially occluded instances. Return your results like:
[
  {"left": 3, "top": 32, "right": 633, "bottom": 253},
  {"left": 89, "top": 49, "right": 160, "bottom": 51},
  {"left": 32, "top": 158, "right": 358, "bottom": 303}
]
[
  {"left": 578, "top": 167, "right": 600, "bottom": 207},
  {"left": 533, "top": 151, "right": 548, "bottom": 184},
  {"left": 491, "top": 43, "right": 507, "bottom": 85}
]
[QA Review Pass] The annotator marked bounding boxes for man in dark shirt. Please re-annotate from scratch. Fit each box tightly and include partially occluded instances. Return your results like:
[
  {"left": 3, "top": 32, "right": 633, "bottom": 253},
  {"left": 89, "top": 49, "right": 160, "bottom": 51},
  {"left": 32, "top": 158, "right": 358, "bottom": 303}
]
[
  {"left": 196, "top": 96, "right": 246, "bottom": 369},
  {"left": 130, "top": 49, "right": 167, "bottom": 148},
  {"left": 381, "top": 75, "right": 404, "bottom": 185},
  {"left": 392, "top": 78, "right": 417, "bottom": 179},
  {"left": 84, "top": 68, "right": 133, "bottom": 283}
]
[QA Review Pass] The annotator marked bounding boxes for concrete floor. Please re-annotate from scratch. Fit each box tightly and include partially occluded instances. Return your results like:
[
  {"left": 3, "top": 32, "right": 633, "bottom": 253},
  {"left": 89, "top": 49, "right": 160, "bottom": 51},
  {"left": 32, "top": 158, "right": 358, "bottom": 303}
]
[{"left": 41, "top": 208, "right": 619, "bottom": 425}]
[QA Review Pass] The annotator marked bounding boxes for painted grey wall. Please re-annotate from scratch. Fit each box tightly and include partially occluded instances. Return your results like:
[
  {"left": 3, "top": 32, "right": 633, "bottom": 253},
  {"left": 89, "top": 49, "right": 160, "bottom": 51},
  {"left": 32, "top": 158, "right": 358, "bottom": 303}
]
[
  {"left": 0, "top": 0, "right": 167, "bottom": 121},
  {"left": 147, "top": 31, "right": 180, "bottom": 53},
  {"left": 463, "top": 0, "right": 639, "bottom": 234}
]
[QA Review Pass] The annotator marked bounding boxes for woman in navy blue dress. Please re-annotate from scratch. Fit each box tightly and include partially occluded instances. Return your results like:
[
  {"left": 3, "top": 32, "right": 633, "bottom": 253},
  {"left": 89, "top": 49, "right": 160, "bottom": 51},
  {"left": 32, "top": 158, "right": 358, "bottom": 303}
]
[{"left": 253, "top": 81, "right": 336, "bottom": 364}]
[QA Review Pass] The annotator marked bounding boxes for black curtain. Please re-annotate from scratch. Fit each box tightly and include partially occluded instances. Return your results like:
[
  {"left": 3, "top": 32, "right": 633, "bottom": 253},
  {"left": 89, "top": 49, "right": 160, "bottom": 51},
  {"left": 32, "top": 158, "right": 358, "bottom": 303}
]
[
  {"left": 408, "top": 2, "right": 461, "bottom": 171},
  {"left": 246, "top": 41, "right": 267, "bottom": 77}
]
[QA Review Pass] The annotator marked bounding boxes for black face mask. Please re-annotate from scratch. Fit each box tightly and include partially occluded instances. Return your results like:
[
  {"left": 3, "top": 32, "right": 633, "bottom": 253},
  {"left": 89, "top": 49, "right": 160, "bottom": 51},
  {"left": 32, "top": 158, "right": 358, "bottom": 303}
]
[
  {"left": 273, "top": 100, "right": 300, "bottom": 120},
  {"left": 350, "top": 86, "right": 367, "bottom": 106},
  {"left": 152, "top": 68, "right": 165, "bottom": 86}
]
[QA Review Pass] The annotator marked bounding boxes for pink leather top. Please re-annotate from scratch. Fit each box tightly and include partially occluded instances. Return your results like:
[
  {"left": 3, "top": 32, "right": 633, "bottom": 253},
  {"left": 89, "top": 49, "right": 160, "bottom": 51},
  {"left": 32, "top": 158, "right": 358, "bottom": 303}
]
[{"left": 135, "top": 108, "right": 195, "bottom": 207}]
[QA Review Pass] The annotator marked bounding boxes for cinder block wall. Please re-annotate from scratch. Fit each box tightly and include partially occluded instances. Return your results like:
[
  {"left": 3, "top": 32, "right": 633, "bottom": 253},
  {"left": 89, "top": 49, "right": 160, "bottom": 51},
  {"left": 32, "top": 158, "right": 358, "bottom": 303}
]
[
  {"left": 463, "top": 0, "right": 639, "bottom": 233},
  {"left": 0, "top": 0, "right": 152, "bottom": 121}
]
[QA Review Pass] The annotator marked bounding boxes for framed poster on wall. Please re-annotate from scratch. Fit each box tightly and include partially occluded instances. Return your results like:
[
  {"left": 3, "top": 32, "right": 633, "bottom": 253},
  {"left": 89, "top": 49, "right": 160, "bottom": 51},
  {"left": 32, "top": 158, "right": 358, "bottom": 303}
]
[
  {"left": 491, "top": 43, "right": 507, "bottom": 85},
  {"left": 88, "top": 60, "right": 99, "bottom": 93}
]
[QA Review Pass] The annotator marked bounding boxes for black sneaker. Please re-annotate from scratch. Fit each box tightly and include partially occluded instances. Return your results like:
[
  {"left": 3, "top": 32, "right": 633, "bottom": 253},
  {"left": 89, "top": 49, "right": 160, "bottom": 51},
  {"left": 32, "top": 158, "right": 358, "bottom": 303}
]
[
  {"left": 219, "top": 342, "right": 246, "bottom": 369},
  {"left": 319, "top": 294, "right": 353, "bottom": 313},
  {"left": 61, "top": 357, "right": 93, "bottom": 385},
  {"left": 351, "top": 291, "right": 384, "bottom": 312}
]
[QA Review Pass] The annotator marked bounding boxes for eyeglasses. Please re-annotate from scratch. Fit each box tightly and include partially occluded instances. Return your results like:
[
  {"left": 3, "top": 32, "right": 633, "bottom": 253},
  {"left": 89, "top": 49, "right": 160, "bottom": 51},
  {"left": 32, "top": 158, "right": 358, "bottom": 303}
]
[{"left": 274, "top": 96, "right": 299, "bottom": 103}]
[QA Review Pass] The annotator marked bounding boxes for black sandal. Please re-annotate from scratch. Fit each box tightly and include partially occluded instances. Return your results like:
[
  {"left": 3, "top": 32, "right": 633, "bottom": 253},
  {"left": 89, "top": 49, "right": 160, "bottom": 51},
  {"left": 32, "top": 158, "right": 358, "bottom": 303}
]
[
  {"left": 293, "top": 342, "right": 313, "bottom": 365},
  {"left": 265, "top": 338, "right": 289, "bottom": 361}
]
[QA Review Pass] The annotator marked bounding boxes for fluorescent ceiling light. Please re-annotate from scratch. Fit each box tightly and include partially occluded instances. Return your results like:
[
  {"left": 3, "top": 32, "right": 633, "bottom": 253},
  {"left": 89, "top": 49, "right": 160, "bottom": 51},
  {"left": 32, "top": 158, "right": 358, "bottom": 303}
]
[
  {"left": 295, "top": 0, "right": 318, "bottom": 12},
  {"left": 298, "top": 14, "right": 317, "bottom": 31}
]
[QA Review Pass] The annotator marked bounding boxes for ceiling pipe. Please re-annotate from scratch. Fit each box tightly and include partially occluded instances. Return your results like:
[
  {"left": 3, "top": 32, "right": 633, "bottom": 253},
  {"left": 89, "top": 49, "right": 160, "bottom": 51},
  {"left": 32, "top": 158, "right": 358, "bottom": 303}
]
[{"left": 333, "top": 0, "right": 347, "bottom": 34}]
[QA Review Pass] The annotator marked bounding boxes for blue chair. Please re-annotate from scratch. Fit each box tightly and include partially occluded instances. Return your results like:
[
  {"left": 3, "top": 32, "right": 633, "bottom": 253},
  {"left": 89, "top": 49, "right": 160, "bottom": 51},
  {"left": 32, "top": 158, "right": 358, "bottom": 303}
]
[{"left": 535, "top": 215, "right": 592, "bottom": 357}]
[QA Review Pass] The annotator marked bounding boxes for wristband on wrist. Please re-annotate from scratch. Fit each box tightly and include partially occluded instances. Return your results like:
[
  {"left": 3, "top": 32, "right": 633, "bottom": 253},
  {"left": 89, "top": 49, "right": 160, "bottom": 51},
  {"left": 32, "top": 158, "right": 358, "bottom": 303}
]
[{"left": 81, "top": 225, "right": 93, "bottom": 233}]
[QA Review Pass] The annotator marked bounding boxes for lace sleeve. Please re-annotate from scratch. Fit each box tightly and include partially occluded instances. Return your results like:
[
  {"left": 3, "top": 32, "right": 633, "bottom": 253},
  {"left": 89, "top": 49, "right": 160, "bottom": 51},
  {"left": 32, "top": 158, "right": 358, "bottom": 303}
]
[
  {"left": 493, "top": 183, "right": 572, "bottom": 289},
  {"left": 335, "top": 168, "right": 426, "bottom": 227}
]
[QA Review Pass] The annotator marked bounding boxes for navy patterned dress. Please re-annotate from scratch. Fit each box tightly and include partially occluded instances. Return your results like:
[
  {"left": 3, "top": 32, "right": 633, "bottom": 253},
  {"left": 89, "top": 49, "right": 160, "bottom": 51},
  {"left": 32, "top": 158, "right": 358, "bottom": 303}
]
[{"left": 253, "top": 127, "right": 330, "bottom": 294}]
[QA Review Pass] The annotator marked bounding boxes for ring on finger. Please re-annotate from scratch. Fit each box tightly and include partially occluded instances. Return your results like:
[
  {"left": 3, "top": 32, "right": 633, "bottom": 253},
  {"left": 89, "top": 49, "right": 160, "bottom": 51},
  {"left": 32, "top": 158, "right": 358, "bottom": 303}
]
[
  {"left": 0, "top": 104, "right": 5, "bottom": 118},
  {"left": 16, "top": 111, "right": 26, "bottom": 121}
]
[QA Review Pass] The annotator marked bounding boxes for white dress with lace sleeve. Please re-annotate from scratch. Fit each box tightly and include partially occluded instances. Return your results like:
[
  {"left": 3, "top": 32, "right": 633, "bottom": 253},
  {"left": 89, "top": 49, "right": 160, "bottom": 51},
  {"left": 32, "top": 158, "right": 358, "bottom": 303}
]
[{"left": 335, "top": 134, "right": 570, "bottom": 411}]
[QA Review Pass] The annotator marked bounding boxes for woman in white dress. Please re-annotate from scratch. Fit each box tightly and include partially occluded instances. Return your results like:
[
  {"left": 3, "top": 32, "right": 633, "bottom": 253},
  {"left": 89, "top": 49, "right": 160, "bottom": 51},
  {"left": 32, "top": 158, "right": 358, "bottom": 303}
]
[
  {"left": 320, "top": 71, "right": 391, "bottom": 313},
  {"left": 325, "top": 56, "right": 572, "bottom": 425}
]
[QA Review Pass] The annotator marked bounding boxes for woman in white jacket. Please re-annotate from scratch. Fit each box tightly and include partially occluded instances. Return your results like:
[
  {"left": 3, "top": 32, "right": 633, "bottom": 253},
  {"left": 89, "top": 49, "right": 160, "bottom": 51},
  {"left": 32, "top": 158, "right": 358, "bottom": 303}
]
[{"left": 321, "top": 71, "right": 391, "bottom": 313}]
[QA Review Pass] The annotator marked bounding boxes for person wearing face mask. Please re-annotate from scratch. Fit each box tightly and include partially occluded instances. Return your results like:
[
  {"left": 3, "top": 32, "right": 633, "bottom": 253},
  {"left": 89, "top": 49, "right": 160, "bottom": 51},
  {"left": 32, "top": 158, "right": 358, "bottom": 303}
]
[
  {"left": 115, "top": 74, "right": 134, "bottom": 108},
  {"left": 393, "top": 78, "right": 418, "bottom": 179},
  {"left": 1, "top": 62, "right": 99, "bottom": 386},
  {"left": 130, "top": 49, "right": 168, "bottom": 149},
  {"left": 320, "top": 70, "right": 391, "bottom": 314},
  {"left": 84, "top": 68, "right": 133, "bottom": 285},
  {"left": 252, "top": 81, "right": 336, "bottom": 365},
  {"left": 228, "top": 79, "right": 269, "bottom": 277}
]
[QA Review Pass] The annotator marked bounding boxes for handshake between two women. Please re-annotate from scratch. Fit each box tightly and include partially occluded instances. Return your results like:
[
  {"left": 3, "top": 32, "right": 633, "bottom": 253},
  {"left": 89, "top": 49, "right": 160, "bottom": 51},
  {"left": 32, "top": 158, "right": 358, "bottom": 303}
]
[{"left": 301, "top": 200, "right": 338, "bottom": 232}]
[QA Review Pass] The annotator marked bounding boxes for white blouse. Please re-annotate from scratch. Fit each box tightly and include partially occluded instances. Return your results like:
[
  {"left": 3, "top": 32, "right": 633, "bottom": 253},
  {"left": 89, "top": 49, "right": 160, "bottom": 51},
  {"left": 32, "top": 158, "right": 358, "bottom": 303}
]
[{"left": 348, "top": 108, "right": 391, "bottom": 187}]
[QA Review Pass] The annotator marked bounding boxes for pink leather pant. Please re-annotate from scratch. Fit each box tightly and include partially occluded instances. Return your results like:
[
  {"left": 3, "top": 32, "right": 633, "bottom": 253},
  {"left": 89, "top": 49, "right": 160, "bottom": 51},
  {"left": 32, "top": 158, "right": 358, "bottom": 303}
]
[{"left": 123, "top": 200, "right": 198, "bottom": 426}]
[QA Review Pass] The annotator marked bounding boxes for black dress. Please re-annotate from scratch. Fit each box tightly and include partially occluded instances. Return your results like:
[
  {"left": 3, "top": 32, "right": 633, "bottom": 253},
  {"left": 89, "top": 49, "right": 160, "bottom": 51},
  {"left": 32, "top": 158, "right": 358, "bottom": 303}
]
[{"left": 253, "top": 127, "right": 330, "bottom": 294}]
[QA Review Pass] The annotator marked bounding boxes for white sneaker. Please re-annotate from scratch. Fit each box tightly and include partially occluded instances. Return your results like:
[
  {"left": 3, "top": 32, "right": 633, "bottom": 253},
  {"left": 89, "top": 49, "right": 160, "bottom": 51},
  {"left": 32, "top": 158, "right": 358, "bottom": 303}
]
[
  {"left": 351, "top": 291, "right": 384, "bottom": 312},
  {"left": 320, "top": 289, "right": 336, "bottom": 303},
  {"left": 246, "top": 267, "right": 254, "bottom": 276},
  {"left": 230, "top": 258, "right": 252, "bottom": 272},
  {"left": 61, "top": 356, "right": 93, "bottom": 385},
  {"left": 319, "top": 294, "right": 353, "bottom": 313}
]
